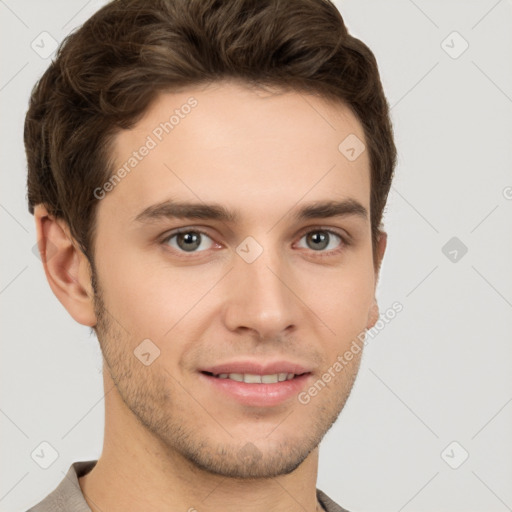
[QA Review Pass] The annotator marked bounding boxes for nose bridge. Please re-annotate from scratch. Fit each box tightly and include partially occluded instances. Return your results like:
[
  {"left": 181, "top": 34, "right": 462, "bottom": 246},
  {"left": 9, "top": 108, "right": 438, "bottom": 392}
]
[{"left": 223, "top": 235, "right": 299, "bottom": 336}]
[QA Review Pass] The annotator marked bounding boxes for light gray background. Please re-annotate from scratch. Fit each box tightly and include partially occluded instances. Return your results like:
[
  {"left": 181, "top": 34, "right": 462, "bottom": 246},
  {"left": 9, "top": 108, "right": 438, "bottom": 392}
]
[{"left": 1, "top": 1, "right": 511, "bottom": 511}]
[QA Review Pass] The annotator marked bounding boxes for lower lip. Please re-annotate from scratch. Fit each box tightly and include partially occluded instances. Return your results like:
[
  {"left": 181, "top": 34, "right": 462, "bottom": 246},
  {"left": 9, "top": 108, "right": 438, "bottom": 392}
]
[{"left": 199, "top": 372, "right": 312, "bottom": 407}]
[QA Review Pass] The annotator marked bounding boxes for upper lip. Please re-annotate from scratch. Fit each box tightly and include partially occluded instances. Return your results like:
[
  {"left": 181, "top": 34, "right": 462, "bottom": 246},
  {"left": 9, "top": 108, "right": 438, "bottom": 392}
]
[{"left": 200, "top": 360, "right": 313, "bottom": 376}]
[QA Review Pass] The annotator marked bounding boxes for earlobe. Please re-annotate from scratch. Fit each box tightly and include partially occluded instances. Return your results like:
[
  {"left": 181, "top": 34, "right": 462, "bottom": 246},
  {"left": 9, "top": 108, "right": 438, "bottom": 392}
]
[
  {"left": 366, "top": 299, "right": 380, "bottom": 330},
  {"left": 34, "top": 204, "right": 97, "bottom": 327}
]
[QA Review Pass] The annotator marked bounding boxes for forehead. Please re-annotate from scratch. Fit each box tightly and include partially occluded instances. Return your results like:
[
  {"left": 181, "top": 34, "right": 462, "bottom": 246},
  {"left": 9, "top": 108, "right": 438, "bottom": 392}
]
[{"left": 104, "top": 80, "right": 370, "bottom": 225}]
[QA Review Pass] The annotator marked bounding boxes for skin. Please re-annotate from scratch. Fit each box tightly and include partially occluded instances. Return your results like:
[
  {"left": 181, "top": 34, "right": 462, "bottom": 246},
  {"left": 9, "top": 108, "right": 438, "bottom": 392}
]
[{"left": 34, "top": 80, "right": 386, "bottom": 512}]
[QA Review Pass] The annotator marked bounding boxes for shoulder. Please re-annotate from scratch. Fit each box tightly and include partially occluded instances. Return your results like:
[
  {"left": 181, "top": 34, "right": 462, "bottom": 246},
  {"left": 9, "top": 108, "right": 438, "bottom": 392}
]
[
  {"left": 25, "top": 460, "right": 97, "bottom": 512},
  {"left": 317, "top": 488, "right": 353, "bottom": 512}
]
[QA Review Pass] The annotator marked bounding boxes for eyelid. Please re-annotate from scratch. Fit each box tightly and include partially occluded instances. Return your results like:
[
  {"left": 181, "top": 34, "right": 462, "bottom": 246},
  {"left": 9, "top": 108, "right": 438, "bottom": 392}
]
[{"left": 161, "top": 226, "right": 211, "bottom": 238}]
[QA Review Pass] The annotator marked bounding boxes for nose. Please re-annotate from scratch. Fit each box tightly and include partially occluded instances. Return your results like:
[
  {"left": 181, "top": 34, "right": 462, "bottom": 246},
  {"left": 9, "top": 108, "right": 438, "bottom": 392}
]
[{"left": 222, "top": 242, "right": 301, "bottom": 340}]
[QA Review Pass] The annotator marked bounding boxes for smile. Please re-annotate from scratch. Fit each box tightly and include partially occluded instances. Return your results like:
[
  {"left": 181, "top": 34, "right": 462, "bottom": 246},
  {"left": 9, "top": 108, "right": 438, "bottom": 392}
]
[
  {"left": 199, "top": 371, "right": 312, "bottom": 407},
  {"left": 203, "top": 371, "right": 303, "bottom": 383}
]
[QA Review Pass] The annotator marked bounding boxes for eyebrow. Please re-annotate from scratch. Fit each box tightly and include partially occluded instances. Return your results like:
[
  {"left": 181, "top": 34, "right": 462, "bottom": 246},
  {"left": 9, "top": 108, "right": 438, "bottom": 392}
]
[{"left": 133, "top": 198, "right": 368, "bottom": 224}]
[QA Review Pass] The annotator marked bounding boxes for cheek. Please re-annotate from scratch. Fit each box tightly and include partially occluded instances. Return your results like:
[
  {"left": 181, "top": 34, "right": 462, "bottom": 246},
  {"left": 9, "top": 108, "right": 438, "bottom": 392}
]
[
  {"left": 96, "top": 248, "right": 217, "bottom": 339},
  {"left": 304, "top": 261, "right": 375, "bottom": 324},
  {"left": 300, "top": 269, "right": 375, "bottom": 364}
]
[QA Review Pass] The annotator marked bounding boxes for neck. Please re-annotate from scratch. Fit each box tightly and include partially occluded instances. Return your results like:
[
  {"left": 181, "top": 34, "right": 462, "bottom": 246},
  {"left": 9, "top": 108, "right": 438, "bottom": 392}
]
[{"left": 79, "top": 372, "right": 322, "bottom": 512}]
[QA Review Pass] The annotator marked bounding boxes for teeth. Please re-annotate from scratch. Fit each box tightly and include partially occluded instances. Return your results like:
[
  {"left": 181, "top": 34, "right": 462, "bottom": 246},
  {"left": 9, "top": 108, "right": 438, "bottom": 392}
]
[
  {"left": 243, "top": 374, "right": 261, "bottom": 383},
  {"left": 213, "top": 372, "right": 297, "bottom": 383}
]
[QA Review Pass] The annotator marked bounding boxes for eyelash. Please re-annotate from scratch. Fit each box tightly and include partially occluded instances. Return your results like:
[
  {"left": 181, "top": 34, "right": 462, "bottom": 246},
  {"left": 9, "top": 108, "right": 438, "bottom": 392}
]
[{"left": 160, "top": 227, "right": 351, "bottom": 259}]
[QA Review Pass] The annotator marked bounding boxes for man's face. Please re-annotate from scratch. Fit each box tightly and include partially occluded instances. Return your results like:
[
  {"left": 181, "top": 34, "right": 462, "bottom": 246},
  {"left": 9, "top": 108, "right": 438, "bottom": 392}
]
[{"left": 91, "top": 80, "right": 383, "bottom": 478}]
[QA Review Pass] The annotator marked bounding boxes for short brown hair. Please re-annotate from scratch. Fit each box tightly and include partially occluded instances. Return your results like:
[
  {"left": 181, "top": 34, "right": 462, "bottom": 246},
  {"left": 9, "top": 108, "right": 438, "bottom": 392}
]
[{"left": 24, "top": 0, "right": 397, "bottom": 264}]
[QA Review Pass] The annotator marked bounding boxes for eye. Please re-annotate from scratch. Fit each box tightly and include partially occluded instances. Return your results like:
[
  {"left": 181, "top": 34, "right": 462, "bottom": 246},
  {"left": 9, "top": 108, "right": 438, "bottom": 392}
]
[
  {"left": 296, "top": 229, "right": 344, "bottom": 253},
  {"left": 163, "top": 229, "right": 215, "bottom": 253}
]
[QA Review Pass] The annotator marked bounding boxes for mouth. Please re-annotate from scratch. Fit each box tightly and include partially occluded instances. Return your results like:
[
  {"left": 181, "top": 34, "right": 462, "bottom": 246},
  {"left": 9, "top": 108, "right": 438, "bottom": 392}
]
[
  {"left": 198, "top": 367, "right": 313, "bottom": 407},
  {"left": 201, "top": 371, "right": 307, "bottom": 383}
]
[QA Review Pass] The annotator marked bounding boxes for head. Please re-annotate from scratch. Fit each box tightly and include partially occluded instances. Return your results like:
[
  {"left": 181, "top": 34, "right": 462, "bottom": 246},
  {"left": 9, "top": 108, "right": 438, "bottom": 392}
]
[{"left": 25, "top": 0, "right": 396, "bottom": 478}]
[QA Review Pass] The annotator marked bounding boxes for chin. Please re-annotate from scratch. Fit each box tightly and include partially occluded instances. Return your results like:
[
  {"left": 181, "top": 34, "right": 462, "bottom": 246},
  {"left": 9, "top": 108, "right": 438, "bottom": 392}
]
[{"left": 180, "top": 440, "right": 315, "bottom": 479}]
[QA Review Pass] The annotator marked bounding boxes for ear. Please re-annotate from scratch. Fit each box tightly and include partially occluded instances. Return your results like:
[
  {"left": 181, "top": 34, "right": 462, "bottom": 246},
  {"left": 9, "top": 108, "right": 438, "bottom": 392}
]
[
  {"left": 366, "top": 230, "right": 387, "bottom": 329},
  {"left": 34, "top": 204, "right": 97, "bottom": 327}
]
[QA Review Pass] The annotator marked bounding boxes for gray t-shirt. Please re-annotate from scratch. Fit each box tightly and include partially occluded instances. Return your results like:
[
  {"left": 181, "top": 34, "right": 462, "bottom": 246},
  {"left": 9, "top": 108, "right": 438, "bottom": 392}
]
[{"left": 26, "top": 460, "right": 350, "bottom": 512}]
